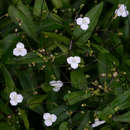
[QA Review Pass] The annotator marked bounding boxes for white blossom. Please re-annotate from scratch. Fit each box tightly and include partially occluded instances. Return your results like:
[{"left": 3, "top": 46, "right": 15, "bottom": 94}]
[
  {"left": 13, "top": 42, "right": 27, "bottom": 56},
  {"left": 67, "top": 56, "right": 81, "bottom": 69},
  {"left": 91, "top": 119, "right": 106, "bottom": 128},
  {"left": 9, "top": 91, "right": 23, "bottom": 106},
  {"left": 49, "top": 80, "right": 63, "bottom": 92},
  {"left": 76, "top": 17, "right": 90, "bottom": 30},
  {"left": 115, "top": 4, "right": 129, "bottom": 17},
  {"left": 43, "top": 113, "right": 57, "bottom": 127}
]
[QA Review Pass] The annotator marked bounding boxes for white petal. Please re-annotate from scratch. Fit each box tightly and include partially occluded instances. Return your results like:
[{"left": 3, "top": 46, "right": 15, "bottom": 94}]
[
  {"left": 91, "top": 123, "right": 98, "bottom": 128},
  {"left": 76, "top": 18, "right": 83, "bottom": 25},
  {"left": 9, "top": 91, "right": 17, "bottom": 99},
  {"left": 83, "top": 17, "right": 90, "bottom": 24},
  {"left": 10, "top": 99, "right": 18, "bottom": 106},
  {"left": 17, "top": 94, "right": 23, "bottom": 103},
  {"left": 92, "top": 120, "right": 106, "bottom": 128},
  {"left": 13, "top": 48, "right": 21, "bottom": 56},
  {"left": 56, "top": 81, "right": 63, "bottom": 88},
  {"left": 16, "top": 42, "right": 24, "bottom": 48},
  {"left": 51, "top": 114, "right": 57, "bottom": 122},
  {"left": 80, "top": 24, "right": 88, "bottom": 30},
  {"left": 115, "top": 9, "right": 120, "bottom": 16},
  {"left": 71, "top": 63, "right": 78, "bottom": 69},
  {"left": 121, "top": 11, "right": 129, "bottom": 17},
  {"left": 119, "top": 4, "right": 126, "bottom": 10},
  {"left": 67, "top": 57, "right": 73, "bottom": 64},
  {"left": 44, "top": 120, "right": 52, "bottom": 127},
  {"left": 43, "top": 113, "right": 51, "bottom": 120},
  {"left": 74, "top": 56, "right": 81, "bottom": 64},
  {"left": 98, "top": 120, "right": 106, "bottom": 125},
  {"left": 49, "top": 81, "right": 56, "bottom": 87},
  {"left": 52, "top": 87, "right": 61, "bottom": 92},
  {"left": 20, "top": 48, "right": 27, "bottom": 56}
]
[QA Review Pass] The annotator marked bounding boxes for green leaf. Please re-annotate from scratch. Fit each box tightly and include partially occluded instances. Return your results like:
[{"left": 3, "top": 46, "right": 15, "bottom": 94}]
[
  {"left": 6, "top": 52, "right": 44, "bottom": 64},
  {"left": 33, "top": 0, "right": 48, "bottom": 16},
  {"left": 17, "top": 1, "right": 32, "bottom": 20},
  {"left": 27, "top": 95, "right": 47, "bottom": 114},
  {"left": 98, "top": 89, "right": 130, "bottom": 119},
  {"left": 114, "top": 112, "right": 130, "bottom": 123},
  {"left": 17, "top": 68, "right": 37, "bottom": 92},
  {"left": 0, "top": 100, "right": 12, "bottom": 115},
  {"left": 0, "top": 122, "right": 13, "bottom": 130},
  {"left": 59, "top": 122, "right": 68, "bottom": 130},
  {"left": 27, "top": 95, "right": 47, "bottom": 106},
  {"left": 0, "top": 34, "right": 17, "bottom": 57},
  {"left": 8, "top": 5, "right": 38, "bottom": 43},
  {"left": 1, "top": 65, "right": 15, "bottom": 97},
  {"left": 43, "top": 32, "right": 70, "bottom": 44},
  {"left": 77, "top": 111, "right": 90, "bottom": 130},
  {"left": 19, "top": 109, "right": 29, "bottom": 130},
  {"left": 73, "top": 2, "right": 104, "bottom": 46},
  {"left": 71, "top": 69, "right": 88, "bottom": 89},
  {"left": 64, "top": 91, "right": 91, "bottom": 105},
  {"left": 52, "top": 0, "right": 63, "bottom": 8},
  {"left": 33, "top": 0, "right": 43, "bottom": 16}
]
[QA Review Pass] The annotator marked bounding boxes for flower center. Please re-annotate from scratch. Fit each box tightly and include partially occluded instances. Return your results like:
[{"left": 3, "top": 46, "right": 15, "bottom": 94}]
[
  {"left": 48, "top": 117, "right": 53, "bottom": 122},
  {"left": 72, "top": 59, "right": 77, "bottom": 63},
  {"left": 17, "top": 48, "right": 23, "bottom": 52},
  {"left": 82, "top": 19, "right": 87, "bottom": 24},
  {"left": 119, "top": 8, "right": 124, "bottom": 13}
]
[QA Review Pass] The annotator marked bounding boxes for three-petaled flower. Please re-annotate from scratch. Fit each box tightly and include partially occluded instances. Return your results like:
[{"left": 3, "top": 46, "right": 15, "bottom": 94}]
[
  {"left": 43, "top": 113, "right": 57, "bottom": 127},
  {"left": 91, "top": 119, "right": 106, "bottom": 128},
  {"left": 9, "top": 91, "right": 23, "bottom": 106},
  {"left": 49, "top": 80, "right": 63, "bottom": 92},
  {"left": 76, "top": 17, "right": 90, "bottom": 30},
  {"left": 13, "top": 42, "right": 27, "bottom": 56},
  {"left": 115, "top": 4, "right": 129, "bottom": 17},
  {"left": 67, "top": 56, "right": 81, "bottom": 69}
]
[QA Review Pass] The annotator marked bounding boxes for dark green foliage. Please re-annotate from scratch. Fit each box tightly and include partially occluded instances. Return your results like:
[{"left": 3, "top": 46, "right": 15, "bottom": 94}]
[{"left": 0, "top": 0, "right": 130, "bottom": 129}]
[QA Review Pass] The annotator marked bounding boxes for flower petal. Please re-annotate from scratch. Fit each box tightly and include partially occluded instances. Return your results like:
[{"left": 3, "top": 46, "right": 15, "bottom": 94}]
[
  {"left": 17, "top": 94, "right": 23, "bottom": 103},
  {"left": 80, "top": 24, "right": 88, "bottom": 30},
  {"left": 74, "top": 56, "right": 81, "bottom": 64},
  {"left": 56, "top": 81, "right": 63, "bottom": 88},
  {"left": 20, "top": 48, "right": 27, "bottom": 56},
  {"left": 13, "top": 48, "right": 21, "bottom": 56},
  {"left": 71, "top": 63, "right": 78, "bottom": 69},
  {"left": 76, "top": 18, "right": 83, "bottom": 25},
  {"left": 83, "top": 17, "right": 90, "bottom": 24},
  {"left": 122, "top": 11, "right": 129, "bottom": 17},
  {"left": 91, "top": 119, "right": 106, "bottom": 128},
  {"left": 51, "top": 114, "right": 57, "bottom": 122},
  {"left": 44, "top": 120, "right": 52, "bottom": 127},
  {"left": 9, "top": 91, "right": 17, "bottom": 99},
  {"left": 16, "top": 42, "right": 24, "bottom": 48},
  {"left": 52, "top": 87, "right": 61, "bottom": 92},
  {"left": 49, "top": 80, "right": 56, "bottom": 87},
  {"left": 10, "top": 99, "right": 18, "bottom": 106},
  {"left": 43, "top": 113, "right": 51, "bottom": 120},
  {"left": 67, "top": 57, "right": 73, "bottom": 64}
]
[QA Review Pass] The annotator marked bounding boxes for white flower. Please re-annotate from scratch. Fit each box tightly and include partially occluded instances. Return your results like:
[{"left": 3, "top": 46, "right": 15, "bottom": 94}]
[
  {"left": 49, "top": 80, "right": 63, "bottom": 92},
  {"left": 13, "top": 42, "right": 27, "bottom": 56},
  {"left": 115, "top": 4, "right": 129, "bottom": 17},
  {"left": 9, "top": 91, "right": 23, "bottom": 106},
  {"left": 91, "top": 119, "right": 106, "bottom": 128},
  {"left": 43, "top": 113, "right": 57, "bottom": 127},
  {"left": 76, "top": 17, "right": 90, "bottom": 30},
  {"left": 67, "top": 56, "right": 81, "bottom": 69}
]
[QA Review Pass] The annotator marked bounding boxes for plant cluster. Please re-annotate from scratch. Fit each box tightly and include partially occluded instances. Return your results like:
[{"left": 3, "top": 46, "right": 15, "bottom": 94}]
[{"left": 0, "top": 0, "right": 130, "bottom": 130}]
